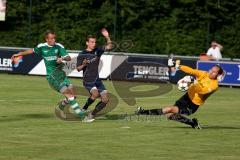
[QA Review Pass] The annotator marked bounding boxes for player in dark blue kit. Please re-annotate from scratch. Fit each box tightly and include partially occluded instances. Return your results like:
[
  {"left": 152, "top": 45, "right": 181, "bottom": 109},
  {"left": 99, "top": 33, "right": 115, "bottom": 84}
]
[{"left": 76, "top": 28, "right": 112, "bottom": 122}]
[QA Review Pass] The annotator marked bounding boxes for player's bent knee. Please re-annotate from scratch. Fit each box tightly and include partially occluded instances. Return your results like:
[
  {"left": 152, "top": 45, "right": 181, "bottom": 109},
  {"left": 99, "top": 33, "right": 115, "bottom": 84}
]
[
  {"left": 102, "top": 97, "right": 109, "bottom": 104},
  {"left": 92, "top": 93, "right": 99, "bottom": 99},
  {"left": 163, "top": 106, "right": 179, "bottom": 114},
  {"left": 91, "top": 91, "right": 99, "bottom": 99},
  {"left": 163, "top": 107, "right": 172, "bottom": 113},
  {"left": 101, "top": 94, "right": 109, "bottom": 103},
  {"left": 61, "top": 88, "right": 75, "bottom": 98},
  {"left": 100, "top": 91, "right": 109, "bottom": 103},
  {"left": 60, "top": 86, "right": 69, "bottom": 94},
  {"left": 169, "top": 107, "right": 179, "bottom": 113}
]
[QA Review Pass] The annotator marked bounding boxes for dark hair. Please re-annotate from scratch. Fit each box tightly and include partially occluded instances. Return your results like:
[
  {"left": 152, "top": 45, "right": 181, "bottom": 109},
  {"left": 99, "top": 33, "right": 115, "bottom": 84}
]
[
  {"left": 86, "top": 35, "right": 96, "bottom": 42},
  {"left": 214, "top": 64, "right": 224, "bottom": 75},
  {"left": 45, "top": 29, "right": 55, "bottom": 38}
]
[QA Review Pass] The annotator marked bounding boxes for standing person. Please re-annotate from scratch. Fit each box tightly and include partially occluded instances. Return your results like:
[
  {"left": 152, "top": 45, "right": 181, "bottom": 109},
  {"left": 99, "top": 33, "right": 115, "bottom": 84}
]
[
  {"left": 11, "top": 30, "right": 86, "bottom": 119},
  {"left": 0, "top": 0, "right": 6, "bottom": 21},
  {"left": 0, "top": 0, "right": 6, "bottom": 11},
  {"left": 206, "top": 41, "right": 223, "bottom": 60},
  {"left": 76, "top": 28, "right": 112, "bottom": 122},
  {"left": 137, "top": 60, "right": 224, "bottom": 129}
]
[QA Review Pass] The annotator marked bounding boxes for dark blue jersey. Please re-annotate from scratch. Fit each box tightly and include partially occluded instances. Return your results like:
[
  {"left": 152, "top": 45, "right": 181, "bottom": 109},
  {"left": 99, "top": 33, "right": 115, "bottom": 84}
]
[{"left": 77, "top": 48, "right": 104, "bottom": 83}]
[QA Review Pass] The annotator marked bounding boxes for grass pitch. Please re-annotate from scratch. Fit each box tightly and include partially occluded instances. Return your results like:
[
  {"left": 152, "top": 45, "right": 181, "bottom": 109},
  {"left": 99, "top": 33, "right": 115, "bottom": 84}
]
[{"left": 0, "top": 74, "right": 240, "bottom": 160}]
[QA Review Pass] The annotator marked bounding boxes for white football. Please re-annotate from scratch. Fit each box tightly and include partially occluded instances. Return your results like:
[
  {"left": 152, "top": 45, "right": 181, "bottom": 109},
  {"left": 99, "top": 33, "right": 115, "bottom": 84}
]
[{"left": 177, "top": 76, "right": 194, "bottom": 92}]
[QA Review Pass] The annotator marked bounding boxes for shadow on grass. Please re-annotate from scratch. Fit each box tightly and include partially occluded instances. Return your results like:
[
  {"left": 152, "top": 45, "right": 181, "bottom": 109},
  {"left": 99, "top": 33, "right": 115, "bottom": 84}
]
[
  {"left": 99, "top": 114, "right": 166, "bottom": 121},
  {"left": 99, "top": 115, "right": 240, "bottom": 130},
  {"left": 165, "top": 125, "right": 240, "bottom": 130},
  {"left": 201, "top": 125, "right": 240, "bottom": 130},
  {"left": 0, "top": 113, "right": 59, "bottom": 123},
  {"left": 18, "top": 113, "right": 54, "bottom": 119},
  {"left": 99, "top": 114, "right": 129, "bottom": 120},
  {"left": 0, "top": 116, "right": 24, "bottom": 123}
]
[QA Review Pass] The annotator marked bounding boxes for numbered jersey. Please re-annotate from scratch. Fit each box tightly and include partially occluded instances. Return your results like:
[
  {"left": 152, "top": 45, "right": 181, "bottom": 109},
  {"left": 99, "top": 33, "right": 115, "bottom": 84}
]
[{"left": 33, "top": 43, "right": 68, "bottom": 77}]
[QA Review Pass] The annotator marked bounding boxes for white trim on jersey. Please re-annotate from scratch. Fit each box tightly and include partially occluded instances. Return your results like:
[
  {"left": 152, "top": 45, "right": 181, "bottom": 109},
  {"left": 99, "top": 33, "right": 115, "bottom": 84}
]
[
  {"left": 37, "top": 43, "right": 46, "bottom": 48},
  {"left": 33, "top": 43, "right": 44, "bottom": 53},
  {"left": 35, "top": 43, "right": 65, "bottom": 50},
  {"left": 44, "top": 42, "right": 54, "bottom": 47},
  {"left": 56, "top": 43, "right": 65, "bottom": 48}
]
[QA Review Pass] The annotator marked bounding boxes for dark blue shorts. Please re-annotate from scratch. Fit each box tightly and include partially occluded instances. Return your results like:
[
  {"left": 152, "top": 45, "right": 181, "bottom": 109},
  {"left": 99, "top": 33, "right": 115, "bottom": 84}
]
[{"left": 83, "top": 80, "right": 106, "bottom": 94}]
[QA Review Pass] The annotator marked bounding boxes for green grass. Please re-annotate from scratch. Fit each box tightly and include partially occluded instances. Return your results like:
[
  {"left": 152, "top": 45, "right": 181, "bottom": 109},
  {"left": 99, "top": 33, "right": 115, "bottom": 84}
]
[{"left": 0, "top": 73, "right": 240, "bottom": 160}]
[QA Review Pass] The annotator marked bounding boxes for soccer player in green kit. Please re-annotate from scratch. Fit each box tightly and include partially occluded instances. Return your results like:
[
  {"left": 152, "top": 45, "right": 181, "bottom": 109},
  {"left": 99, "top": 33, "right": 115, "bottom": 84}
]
[{"left": 11, "top": 30, "right": 85, "bottom": 118}]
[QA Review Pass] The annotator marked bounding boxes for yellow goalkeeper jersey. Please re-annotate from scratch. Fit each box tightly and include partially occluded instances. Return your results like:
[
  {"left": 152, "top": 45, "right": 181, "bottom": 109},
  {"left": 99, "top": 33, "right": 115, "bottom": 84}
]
[{"left": 180, "top": 65, "right": 219, "bottom": 106}]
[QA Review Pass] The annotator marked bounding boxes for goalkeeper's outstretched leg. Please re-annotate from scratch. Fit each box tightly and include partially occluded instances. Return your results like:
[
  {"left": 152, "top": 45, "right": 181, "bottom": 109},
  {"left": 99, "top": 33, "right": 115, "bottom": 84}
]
[{"left": 137, "top": 93, "right": 201, "bottom": 129}]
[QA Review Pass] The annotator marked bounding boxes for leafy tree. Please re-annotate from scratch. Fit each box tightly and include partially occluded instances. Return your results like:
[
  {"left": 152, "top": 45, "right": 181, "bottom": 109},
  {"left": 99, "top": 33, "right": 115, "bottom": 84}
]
[{"left": 0, "top": 0, "right": 239, "bottom": 58}]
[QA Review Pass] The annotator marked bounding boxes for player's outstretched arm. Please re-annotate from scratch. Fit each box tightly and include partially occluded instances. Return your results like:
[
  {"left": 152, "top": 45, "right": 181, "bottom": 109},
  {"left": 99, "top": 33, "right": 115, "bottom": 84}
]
[
  {"left": 101, "top": 28, "right": 112, "bottom": 51},
  {"left": 168, "top": 59, "right": 181, "bottom": 76},
  {"left": 76, "top": 59, "right": 89, "bottom": 72},
  {"left": 179, "top": 65, "right": 204, "bottom": 78},
  {"left": 56, "top": 55, "right": 71, "bottom": 64},
  {"left": 213, "top": 42, "right": 223, "bottom": 50},
  {"left": 62, "top": 56, "right": 71, "bottom": 61},
  {"left": 11, "top": 49, "right": 34, "bottom": 60}
]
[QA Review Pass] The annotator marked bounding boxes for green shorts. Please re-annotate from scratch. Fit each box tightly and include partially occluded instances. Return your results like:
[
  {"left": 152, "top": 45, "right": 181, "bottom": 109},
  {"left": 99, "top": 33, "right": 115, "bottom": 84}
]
[{"left": 47, "top": 71, "right": 71, "bottom": 92}]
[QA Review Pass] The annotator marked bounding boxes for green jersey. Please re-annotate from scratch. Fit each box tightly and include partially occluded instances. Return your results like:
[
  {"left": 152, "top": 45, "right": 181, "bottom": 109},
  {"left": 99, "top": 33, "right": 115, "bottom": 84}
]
[{"left": 33, "top": 42, "right": 68, "bottom": 77}]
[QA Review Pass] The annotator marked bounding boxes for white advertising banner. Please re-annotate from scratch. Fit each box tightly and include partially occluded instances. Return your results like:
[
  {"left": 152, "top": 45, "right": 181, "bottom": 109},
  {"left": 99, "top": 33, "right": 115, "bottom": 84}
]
[{"left": 29, "top": 53, "right": 127, "bottom": 79}]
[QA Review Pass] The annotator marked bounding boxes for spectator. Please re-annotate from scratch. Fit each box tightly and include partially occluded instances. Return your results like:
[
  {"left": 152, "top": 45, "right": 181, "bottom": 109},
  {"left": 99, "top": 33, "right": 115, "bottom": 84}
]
[
  {"left": 206, "top": 41, "right": 223, "bottom": 60},
  {"left": 0, "top": 0, "right": 6, "bottom": 12}
]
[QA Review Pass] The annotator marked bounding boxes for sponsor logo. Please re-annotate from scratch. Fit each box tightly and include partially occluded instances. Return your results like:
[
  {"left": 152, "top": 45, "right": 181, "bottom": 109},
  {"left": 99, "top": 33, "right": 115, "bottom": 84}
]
[
  {"left": 0, "top": 57, "right": 14, "bottom": 71},
  {"left": 44, "top": 56, "right": 57, "bottom": 61},
  {"left": 129, "top": 64, "right": 169, "bottom": 81}
]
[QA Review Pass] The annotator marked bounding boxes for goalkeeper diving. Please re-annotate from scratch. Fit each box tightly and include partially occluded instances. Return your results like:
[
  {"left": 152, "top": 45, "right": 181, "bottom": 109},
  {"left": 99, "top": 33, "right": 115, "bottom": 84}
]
[{"left": 136, "top": 59, "right": 224, "bottom": 129}]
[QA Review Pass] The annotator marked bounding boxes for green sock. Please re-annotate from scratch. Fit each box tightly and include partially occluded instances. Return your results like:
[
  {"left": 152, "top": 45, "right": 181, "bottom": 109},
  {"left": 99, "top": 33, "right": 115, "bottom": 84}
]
[
  {"left": 58, "top": 98, "right": 69, "bottom": 110},
  {"left": 68, "top": 98, "right": 84, "bottom": 116}
]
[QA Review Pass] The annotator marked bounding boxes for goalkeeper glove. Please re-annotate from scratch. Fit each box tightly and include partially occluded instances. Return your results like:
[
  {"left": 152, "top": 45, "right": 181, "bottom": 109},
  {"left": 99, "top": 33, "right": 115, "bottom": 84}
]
[
  {"left": 168, "top": 59, "right": 181, "bottom": 69},
  {"left": 168, "top": 59, "right": 181, "bottom": 77},
  {"left": 168, "top": 58, "right": 175, "bottom": 67},
  {"left": 175, "top": 60, "right": 181, "bottom": 70}
]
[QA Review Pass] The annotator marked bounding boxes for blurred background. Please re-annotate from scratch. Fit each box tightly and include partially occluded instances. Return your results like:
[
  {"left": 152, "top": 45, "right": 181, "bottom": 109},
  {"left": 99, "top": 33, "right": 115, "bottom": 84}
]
[{"left": 0, "top": 0, "right": 240, "bottom": 58}]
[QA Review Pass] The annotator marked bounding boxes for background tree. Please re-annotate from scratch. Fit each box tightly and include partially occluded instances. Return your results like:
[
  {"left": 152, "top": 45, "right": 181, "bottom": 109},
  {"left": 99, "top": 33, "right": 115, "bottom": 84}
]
[{"left": 0, "top": 0, "right": 239, "bottom": 58}]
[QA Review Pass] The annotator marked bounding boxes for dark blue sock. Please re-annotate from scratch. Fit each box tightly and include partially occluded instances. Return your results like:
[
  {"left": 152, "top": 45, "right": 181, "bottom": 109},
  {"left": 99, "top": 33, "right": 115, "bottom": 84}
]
[
  {"left": 92, "top": 102, "right": 107, "bottom": 116},
  {"left": 83, "top": 97, "right": 95, "bottom": 110}
]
